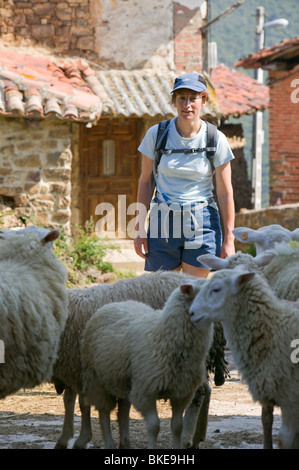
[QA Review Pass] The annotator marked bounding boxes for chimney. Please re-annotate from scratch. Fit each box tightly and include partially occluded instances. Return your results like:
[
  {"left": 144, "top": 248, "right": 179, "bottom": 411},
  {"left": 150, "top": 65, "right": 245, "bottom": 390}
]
[{"left": 173, "top": 1, "right": 206, "bottom": 74}]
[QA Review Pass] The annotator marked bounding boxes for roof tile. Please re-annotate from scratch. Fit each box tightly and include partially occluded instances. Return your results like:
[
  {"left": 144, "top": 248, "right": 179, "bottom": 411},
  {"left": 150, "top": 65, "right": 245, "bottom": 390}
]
[
  {"left": 235, "top": 36, "right": 299, "bottom": 69},
  {"left": 0, "top": 47, "right": 269, "bottom": 125},
  {"left": 0, "top": 48, "right": 103, "bottom": 124},
  {"left": 211, "top": 64, "right": 269, "bottom": 118}
]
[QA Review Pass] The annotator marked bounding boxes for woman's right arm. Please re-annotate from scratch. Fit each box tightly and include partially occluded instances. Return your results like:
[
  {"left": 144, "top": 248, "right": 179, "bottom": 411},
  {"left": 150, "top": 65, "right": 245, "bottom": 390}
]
[{"left": 134, "top": 154, "right": 154, "bottom": 259}]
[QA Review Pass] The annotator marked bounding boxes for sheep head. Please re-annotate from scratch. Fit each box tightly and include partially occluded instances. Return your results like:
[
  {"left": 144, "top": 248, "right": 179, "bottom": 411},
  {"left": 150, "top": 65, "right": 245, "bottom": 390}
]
[
  {"left": 188, "top": 268, "right": 255, "bottom": 325},
  {"left": 233, "top": 225, "right": 299, "bottom": 254}
]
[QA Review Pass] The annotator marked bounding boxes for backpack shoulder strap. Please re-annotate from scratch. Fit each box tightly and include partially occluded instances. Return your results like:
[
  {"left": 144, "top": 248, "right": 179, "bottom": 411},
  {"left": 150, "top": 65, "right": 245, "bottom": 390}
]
[
  {"left": 155, "top": 119, "right": 171, "bottom": 152},
  {"left": 205, "top": 121, "right": 217, "bottom": 174},
  {"left": 205, "top": 121, "right": 217, "bottom": 159},
  {"left": 153, "top": 118, "right": 171, "bottom": 172},
  {"left": 151, "top": 119, "right": 171, "bottom": 190}
]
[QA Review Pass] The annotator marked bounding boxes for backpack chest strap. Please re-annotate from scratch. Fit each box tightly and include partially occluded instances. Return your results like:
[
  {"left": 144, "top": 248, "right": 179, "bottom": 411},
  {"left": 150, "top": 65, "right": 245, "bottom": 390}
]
[{"left": 160, "top": 147, "right": 216, "bottom": 155}]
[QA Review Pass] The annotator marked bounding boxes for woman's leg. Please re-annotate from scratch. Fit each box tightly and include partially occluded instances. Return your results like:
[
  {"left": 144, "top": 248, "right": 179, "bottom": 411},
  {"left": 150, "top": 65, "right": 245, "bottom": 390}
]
[{"left": 181, "top": 262, "right": 210, "bottom": 278}]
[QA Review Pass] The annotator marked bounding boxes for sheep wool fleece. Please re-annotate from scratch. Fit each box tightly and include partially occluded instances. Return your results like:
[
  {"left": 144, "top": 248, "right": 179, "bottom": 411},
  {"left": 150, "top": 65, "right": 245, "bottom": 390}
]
[
  {"left": 82, "top": 284, "right": 213, "bottom": 414},
  {"left": 0, "top": 226, "right": 68, "bottom": 399}
]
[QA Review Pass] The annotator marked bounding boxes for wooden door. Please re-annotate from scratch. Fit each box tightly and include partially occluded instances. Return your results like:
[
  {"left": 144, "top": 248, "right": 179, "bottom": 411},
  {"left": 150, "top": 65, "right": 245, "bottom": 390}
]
[{"left": 80, "top": 118, "right": 140, "bottom": 239}]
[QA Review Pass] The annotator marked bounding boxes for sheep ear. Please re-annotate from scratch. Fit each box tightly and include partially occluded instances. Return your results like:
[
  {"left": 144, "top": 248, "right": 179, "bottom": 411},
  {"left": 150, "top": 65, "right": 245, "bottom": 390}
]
[
  {"left": 197, "top": 254, "right": 228, "bottom": 270},
  {"left": 231, "top": 271, "right": 255, "bottom": 294},
  {"left": 233, "top": 227, "right": 261, "bottom": 244},
  {"left": 180, "top": 279, "right": 196, "bottom": 297},
  {"left": 254, "top": 250, "right": 277, "bottom": 267},
  {"left": 42, "top": 229, "right": 60, "bottom": 245}
]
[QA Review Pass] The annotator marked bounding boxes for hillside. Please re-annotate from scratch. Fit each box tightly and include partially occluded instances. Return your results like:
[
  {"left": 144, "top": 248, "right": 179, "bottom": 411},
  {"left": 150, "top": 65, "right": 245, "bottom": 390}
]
[{"left": 210, "top": 0, "right": 298, "bottom": 207}]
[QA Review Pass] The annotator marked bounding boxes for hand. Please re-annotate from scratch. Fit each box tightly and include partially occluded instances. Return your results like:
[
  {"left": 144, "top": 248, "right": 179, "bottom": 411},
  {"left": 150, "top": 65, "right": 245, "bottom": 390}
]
[
  {"left": 134, "top": 235, "right": 148, "bottom": 260},
  {"left": 220, "top": 239, "right": 235, "bottom": 259}
]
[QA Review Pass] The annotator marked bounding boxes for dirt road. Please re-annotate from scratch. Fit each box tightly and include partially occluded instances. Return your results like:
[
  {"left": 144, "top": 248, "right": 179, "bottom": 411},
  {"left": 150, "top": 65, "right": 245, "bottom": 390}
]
[{"left": 0, "top": 351, "right": 281, "bottom": 450}]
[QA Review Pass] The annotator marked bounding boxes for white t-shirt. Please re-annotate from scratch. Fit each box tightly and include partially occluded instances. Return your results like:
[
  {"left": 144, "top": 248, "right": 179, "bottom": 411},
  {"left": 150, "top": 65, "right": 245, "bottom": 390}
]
[{"left": 138, "top": 118, "right": 234, "bottom": 205}]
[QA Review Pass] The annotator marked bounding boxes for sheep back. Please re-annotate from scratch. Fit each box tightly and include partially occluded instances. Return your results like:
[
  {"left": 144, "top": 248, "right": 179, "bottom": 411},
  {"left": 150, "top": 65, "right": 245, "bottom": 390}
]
[
  {"left": 0, "top": 227, "right": 68, "bottom": 399},
  {"left": 53, "top": 271, "right": 189, "bottom": 391},
  {"left": 82, "top": 285, "right": 213, "bottom": 414}
]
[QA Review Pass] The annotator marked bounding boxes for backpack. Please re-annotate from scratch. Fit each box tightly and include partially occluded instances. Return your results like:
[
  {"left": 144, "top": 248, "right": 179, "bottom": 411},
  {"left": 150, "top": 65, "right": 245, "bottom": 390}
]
[{"left": 152, "top": 119, "right": 217, "bottom": 187}]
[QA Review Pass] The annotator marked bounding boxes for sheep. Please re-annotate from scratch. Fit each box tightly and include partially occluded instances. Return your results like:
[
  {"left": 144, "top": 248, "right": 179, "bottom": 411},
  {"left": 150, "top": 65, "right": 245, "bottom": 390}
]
[
  {"left": 233, "top": 224, "right": 299, "bottom": 255},
  {"left": 0, "top": 225, "right": 68, "bottom": 400},
  {"left": 53, "top": 270, "right": 228, "bottom": 449},
  {"left": 188, "top": 266, "right": 299, "bottom": 449},
  {"left": 196, "top": 249, "right": 285, "bottom": 449},
  {"left": 198, "top": 241, "right": 299, "bottom": 447},
  {"left": 81, "top": 278, "right": 213, "bottom": 449}
]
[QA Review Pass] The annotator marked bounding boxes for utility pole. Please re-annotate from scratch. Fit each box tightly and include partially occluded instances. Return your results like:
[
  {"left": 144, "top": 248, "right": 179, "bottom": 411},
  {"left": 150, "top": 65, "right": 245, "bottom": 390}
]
[{"left": 251, "top": 6, "right": 265, "bottom": 210}]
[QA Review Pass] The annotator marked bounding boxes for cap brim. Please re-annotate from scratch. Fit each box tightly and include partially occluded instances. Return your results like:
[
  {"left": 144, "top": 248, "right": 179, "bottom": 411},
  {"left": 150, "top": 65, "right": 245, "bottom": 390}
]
[{"left": 170, "top": 84, "right": 207, "bottom": 94}]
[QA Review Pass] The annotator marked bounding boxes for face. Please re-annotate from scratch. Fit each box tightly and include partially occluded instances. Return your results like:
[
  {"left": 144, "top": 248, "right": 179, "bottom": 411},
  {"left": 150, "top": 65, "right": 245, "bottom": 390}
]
[
  {"left": 188, "top": 269, "right": 256, "bottom": 325},
  {"left": 173, "top": 89, "right": 206, "bottom": 122}
]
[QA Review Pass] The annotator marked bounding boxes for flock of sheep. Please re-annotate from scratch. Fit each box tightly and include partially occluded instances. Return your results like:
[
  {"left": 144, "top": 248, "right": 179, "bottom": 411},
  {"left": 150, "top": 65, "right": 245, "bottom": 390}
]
[{"left": 1, "top": 223, "right": 299, "bottom": 449}]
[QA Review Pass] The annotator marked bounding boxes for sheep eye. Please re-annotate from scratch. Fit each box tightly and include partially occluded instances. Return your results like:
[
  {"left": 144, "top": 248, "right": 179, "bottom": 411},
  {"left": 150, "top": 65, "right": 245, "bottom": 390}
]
[
  {"left": 212, "top": 287, "right": 221, "bottom": 293},
  {"left": 211, "top": 283, "right": 222, "bottom": 294}
]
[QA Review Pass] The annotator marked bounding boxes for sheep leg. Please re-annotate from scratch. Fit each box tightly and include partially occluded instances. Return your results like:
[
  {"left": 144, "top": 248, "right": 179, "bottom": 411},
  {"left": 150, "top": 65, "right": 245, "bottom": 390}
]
[
  {"left": 118, "top": 398, "right": 131, "bottom": 449},
  {"left": 181, "top": 397, "right": 201, "bottom": 448},
  {"left": 141, "top": 402, "right": 160, "bottom": 449},
  {"left": 73, "top": 395, "right": 92, "bottom": 449},
  {"left": 262, "top": 403, "right": 274, "bottom": 449},
  {"left": 54, "top": 386, "right": 76, "bottom": 449},
  {"left": 99, "top": 409, "right": 116, "bottom": 449},
  {"left": 190, "top": 381, "right": 211, "bottom": 448},
  {"left": 170, "top": 399, "right": 187, "bottom": 449}
]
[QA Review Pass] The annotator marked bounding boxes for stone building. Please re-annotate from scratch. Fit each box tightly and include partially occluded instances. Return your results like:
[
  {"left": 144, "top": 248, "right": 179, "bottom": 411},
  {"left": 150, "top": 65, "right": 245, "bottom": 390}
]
[
  {"left": 0, "top": 0, "right": 268, "bottom": 235},
  {"left": 236, "top": 36, "right": 299, "bottom": 206}
]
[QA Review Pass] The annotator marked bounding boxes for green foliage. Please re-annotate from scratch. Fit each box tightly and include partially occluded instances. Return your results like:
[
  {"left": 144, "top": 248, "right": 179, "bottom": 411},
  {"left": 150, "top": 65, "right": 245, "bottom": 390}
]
[
  {"left": 53, "top": 219, "right": 133, "bottom": 287},
  {"left": 245, "top": 242, "right": 256, "bottom": 257},
  {"left": 56, "top": 219, "right": 114, "bottom": 273}
]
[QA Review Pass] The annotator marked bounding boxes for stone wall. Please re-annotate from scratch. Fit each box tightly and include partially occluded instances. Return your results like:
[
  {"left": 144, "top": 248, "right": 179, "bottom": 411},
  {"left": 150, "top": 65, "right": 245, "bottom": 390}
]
[
  {"left": 235, "top": 203, "right": 299, "bottom": 251},
  {"left": 0, "top": 0, "right": 97, "bottom": 60},
  {"left": 0, "top": 0, "right": 208, "bottom": 71},
  {"left": 0, "top": 116, "right": 76, "bottom": 230}
]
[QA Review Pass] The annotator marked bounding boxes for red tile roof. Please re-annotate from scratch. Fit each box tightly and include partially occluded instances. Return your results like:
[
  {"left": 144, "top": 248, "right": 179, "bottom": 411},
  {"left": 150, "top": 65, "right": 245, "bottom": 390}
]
[
  {"left": 0, "top": 48, "right": 106, "bottom": 124},
  {"left": 211, "top": 64, "right": 269, "bottom": 118},
  {"left": 235, "top": 36, "right": 299, "bottom": 69},
  {"left": 0, "top": 48, "right": 269, "bottom": 124}
]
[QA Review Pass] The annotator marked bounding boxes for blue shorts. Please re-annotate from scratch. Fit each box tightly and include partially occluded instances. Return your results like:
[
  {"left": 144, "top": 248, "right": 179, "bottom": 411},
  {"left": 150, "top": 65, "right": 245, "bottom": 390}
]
[{"left": 144, "top": 201, "right": 222, "bottom": 272}]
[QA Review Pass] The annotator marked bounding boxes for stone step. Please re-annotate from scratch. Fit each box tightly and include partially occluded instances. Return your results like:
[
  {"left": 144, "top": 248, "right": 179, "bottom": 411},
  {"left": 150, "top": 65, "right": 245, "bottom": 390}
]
[{"left": 103, "top": 239, "right": 146, "bottom": 275}]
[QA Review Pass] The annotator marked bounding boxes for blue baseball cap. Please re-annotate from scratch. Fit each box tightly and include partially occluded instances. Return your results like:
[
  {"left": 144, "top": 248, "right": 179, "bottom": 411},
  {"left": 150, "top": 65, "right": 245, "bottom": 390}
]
[{"left": 171, "top": 72, "right": 207, "bottom": 94}]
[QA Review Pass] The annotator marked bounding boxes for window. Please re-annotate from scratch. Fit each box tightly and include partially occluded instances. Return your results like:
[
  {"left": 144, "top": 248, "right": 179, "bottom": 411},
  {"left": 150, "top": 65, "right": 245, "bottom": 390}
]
[{"left": 103, "top": 140, "right": 115, "bottom": 176}]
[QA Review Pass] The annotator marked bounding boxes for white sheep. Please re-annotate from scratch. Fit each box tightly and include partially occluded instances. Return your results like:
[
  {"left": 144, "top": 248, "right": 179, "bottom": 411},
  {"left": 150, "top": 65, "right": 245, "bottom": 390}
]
[
  {"left": 81, "top": 278, "right": 213, "bottom": 449},
  {"left": 233, "top": 224, "right": 299, "bottom": 254},
  {"left": 196, "top": 249, "right": 285, "bottom": 449},
  {"left": 189, "top": 266, "right": 299, "bottom": 449},
  {"left": 198, "top": 240, "right": 299, "bottom": 447},
  {"left": 0, "top": 225, "right": 68, "bottom": 399},
  {"left": 53, "top": 270, "right": 226, "bottom": 449}
]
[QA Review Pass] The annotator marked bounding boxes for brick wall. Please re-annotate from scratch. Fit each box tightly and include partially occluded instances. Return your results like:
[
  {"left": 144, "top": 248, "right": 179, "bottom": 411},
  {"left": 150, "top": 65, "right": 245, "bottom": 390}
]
[
  {"left": 173, "top": 2, "right": 204, "bottom": 73},
  {"left": 269, "top": 67, "right": 299, "bottom": 205}
]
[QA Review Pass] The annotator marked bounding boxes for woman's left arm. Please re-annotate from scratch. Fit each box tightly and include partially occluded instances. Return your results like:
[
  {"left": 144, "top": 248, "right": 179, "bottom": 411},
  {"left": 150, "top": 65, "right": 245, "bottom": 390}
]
[{"left": 215, "top": 161, "right": 235, "bottom": 258}]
